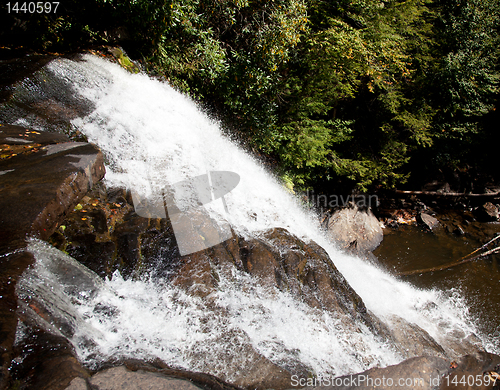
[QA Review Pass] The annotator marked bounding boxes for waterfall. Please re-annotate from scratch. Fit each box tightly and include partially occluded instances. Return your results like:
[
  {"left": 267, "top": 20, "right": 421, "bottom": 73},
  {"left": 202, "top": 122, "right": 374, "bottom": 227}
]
[{"left": 10, "top": 54, "right": 497, "bottom": 380}]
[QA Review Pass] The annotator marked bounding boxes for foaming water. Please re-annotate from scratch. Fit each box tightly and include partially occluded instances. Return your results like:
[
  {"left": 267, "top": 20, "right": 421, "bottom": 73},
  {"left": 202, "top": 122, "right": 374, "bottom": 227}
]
[
  {"left": 25, "top": 239, "right": 399, "bottom": 379},
  {"left": 15, "top": 54, "right": 498, "bottom": 379},
  {"left": 65, "top": 55, "right": 316, "bottom": 239}
]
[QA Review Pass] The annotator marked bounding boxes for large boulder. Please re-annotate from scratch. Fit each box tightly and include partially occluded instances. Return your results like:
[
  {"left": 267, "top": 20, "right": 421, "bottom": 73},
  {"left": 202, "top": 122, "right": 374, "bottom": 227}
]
[
  {"left": 296, "top": 356, "right": 450, "bottom": 390},
  {"left": 326, "top": 203, "right": 383, "bottom": 255},
  {"left": 64, "top": 360, "right": 242, "bottom": 390}
]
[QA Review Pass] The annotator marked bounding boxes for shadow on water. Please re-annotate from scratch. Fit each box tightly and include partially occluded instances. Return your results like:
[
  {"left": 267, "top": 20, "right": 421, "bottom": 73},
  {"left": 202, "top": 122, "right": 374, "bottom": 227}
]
[{"left": 374, "top": 224, "right": 500, "bottom": 347}]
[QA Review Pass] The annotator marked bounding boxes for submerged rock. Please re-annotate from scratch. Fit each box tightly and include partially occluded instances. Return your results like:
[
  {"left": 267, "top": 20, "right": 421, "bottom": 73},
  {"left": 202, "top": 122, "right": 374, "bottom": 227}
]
[{"left": 11, "top": 331, "right": 90, "bottom": 390}]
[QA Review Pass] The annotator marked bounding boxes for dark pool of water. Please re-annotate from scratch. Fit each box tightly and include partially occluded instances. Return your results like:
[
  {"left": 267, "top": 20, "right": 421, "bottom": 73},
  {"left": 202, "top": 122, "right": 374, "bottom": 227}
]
[{"left": 373, "top": 224, "right": 500, "bottom": 349}]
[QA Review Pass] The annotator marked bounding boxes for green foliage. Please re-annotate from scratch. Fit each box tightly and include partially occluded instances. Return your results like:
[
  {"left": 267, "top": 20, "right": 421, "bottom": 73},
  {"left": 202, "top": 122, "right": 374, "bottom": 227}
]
[
  {"left": 3, "top": 0, "right": 499, "bottom": 191},
  {"left": 0, "top": 0, "right": 116, "bottom": 51},
  {"left": 264, "top": 0, "right": 438, "bottom": 190},
  {"left": 433, "top": 0, "right": 500, "bottom": 140}
]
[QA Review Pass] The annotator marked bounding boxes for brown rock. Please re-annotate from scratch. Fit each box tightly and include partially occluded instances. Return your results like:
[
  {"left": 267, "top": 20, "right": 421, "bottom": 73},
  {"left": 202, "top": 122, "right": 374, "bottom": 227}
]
[
  {"left": 439, "top": 352, "right": 500, "bottom": 390},
  {"left": 0, "top": 251, "right": 35, "bottom": 390},
  {"left": 0, "top": 123, "right": 69, "bottom": 146},
  {"left": 0, "top": 126, "right": 105, "bottom": 389},
  {"left": 474, "top": 202, "right": 499, "bottom": 222},
  {"left": 87, "top": 366, "right": 204, "bottom": 390},
  {"left": 417, "top": 212, "right": 440, "bottom": 230},
  {"left": 65, "top": 377, "right": 89, "bottom": 390},
  {"left": 123, "top": 358, "right": 240, "bottom": 390},
  {"left": 384, "top": 315, "right": 447, "bottom": 359},
  {"left": 0, "top": 130, "right": 105, "bottom": 251},
  {"left": 297, "top": 352, "right": 500, "bottom": 390},
  {"left": 326, "top": 203, "right": 383, "bottom": 255},
  {"left": 11, "top": 331, "right": 89, "bottom": 390},
  {"left": 301, "top": 356, "right": 450, "bottom": 390}
]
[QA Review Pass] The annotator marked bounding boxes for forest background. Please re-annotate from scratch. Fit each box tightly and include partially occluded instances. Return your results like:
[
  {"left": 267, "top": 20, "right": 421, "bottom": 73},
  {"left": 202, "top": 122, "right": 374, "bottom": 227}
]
[{"left": 1, "top": 0, "right": 499, "bottom": 194}]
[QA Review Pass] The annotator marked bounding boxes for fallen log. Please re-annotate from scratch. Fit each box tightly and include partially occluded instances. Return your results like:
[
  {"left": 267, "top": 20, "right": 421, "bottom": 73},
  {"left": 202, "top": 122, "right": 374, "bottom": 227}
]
[
  {"left": 397, "top": 234, "right": 500, "bottom": 276},
  {"left": 394, "top": 189, "right": 500, "bottom": 197}
]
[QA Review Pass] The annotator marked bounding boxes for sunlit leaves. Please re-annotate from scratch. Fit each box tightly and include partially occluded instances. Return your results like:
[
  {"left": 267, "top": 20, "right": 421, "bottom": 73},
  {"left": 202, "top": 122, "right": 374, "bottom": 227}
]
[{"left": 433, "top": 0, "right": 500, "bottom": 140}]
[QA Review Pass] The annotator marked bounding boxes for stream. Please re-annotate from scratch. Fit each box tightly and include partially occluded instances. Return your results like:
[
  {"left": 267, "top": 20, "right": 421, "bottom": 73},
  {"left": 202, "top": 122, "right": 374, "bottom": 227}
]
[{"left": 374, "top": 223, "right": 500, "bottom": 351}]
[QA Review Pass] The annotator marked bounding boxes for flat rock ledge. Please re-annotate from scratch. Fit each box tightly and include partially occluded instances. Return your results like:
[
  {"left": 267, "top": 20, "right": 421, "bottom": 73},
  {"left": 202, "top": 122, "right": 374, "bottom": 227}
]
[
  {"left": 65, "top": 366, "right": 205, "bottom": 390},
  {"left": 64, "top": 360, "right": 242, "bottom": 390},
  {"left": 0, "top": 124, "right": 105, "bottom": 249},
  {"left": 0, "top": 124, "right": 105, "bottom": 390}
]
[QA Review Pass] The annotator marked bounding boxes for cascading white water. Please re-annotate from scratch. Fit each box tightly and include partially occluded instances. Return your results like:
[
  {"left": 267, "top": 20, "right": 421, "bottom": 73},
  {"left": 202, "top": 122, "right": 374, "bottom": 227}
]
[{"left": 15, "top": 54, "right": 498, "bottom": 380}]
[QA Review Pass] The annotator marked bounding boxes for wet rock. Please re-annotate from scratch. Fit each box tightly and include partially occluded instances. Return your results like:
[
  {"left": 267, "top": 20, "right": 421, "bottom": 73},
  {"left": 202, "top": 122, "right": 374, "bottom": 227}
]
[
  {"left": 17, "top": 239, "right": 108, "bottom": 340},
  {"left": 384, "top": 315, "right": 447, "bottom": 359},
  {"left": 0, "top": 251, "right": 35, "bottom": 390},
  {"left": 474, "top": 202, "right": 499, "bottom": 222},
  {"left": 439, "top": 352, "right": 500, "bottom": 390},
  {"left": 0, "top": 55, "right": 55, "bottom": 103},
  {"left": 299, "top": 356, "right": 450, "bottom": 390},
  {"left": 0, "top": 125, "right": 105, "bottom": 251},
  {"left": 187, "top": 327, "right": 295, "bottom": 390},
  {"left": 82, "top": 366, "right": 204, "bottom": 390},
  {"left": 122, "top": 359, "right": 241, "bottom": 390},
  {"left": 158, "top": 225, "right": 395, "bottom": 388},
  {"left": 10, "top": 331, "right": 89, "bottom": 390},
  {"left": 417, "top": 212, "right": 439, "bottom": 230},
  {"left": 326, "top": 203, "right": 383, "bottom": 255},
  {"left": 174, "top": 226, "right": 385, "bottom": 335},
  {"left": 435, "top": 332, "right": 485, "bottom": 360},
  {"left": 304, "top": 353, "right": 500, "bottom": 390},
  {"left": 0, "top": 123, "right": 69, "bottom": 145},
  {"left": 453, "top": 225, "right": 465, "bottom": 236},
  {"left": 0, "top": 58, "right": 95, "bottom": 136},
  {"left": 63, "top": 234, "right": 116, "bottom": 279},
  {"left": 383, "top": 313, "right": 483, "bottom": 362},
  {"left": 0, "top": 126, "right": 105, "bottom": 389},
  {"left": 65, "top": 377, "right": 89, "bottom": 390},
  {"left": 49, "top": 185, "right": 182, "bottom": 279}
]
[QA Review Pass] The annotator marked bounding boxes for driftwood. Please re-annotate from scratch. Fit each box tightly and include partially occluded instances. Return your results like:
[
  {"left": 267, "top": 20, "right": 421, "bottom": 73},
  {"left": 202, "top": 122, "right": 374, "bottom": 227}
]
[
  {"left": 397, "top": 234, "right": 500, "bottom": 276},
  {"left": 394, "top": 189, "right": 500, "bottom": 197}
]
